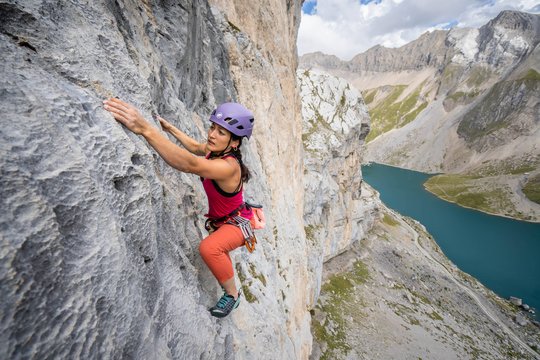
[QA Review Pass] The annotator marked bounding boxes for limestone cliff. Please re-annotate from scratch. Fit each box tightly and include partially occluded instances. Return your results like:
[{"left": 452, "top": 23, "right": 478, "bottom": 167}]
[
  {"left": 297, "top": 69, "right": 376, "bottom": 300},
  {"left": 0, "top": 1, "right": 317, "bottom": 359}
]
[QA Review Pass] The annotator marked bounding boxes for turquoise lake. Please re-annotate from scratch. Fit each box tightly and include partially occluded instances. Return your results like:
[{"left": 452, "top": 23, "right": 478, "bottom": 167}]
[{"left": 362, "top": 163, "right": 540, "bottom": 317}]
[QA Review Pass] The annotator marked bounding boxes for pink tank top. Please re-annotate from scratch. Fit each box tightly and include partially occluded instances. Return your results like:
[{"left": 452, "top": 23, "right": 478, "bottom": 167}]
[{"left": 202, "top": 154, "right": 253, "bottom": 220}]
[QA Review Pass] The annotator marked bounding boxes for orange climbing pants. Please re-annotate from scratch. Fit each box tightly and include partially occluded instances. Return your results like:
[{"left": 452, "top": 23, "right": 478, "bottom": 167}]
[{"left": 199, "top": 223, "right": 246, "bottom": 283}]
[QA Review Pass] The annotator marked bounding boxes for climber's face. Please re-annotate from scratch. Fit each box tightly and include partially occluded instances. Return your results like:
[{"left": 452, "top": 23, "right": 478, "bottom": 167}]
[{"left": 206, "top": 123, "right": 236, "bottom": 153}]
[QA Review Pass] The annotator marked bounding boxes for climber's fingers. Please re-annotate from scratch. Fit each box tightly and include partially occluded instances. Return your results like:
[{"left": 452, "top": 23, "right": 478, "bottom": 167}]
[
  {"left": 157, "top": 115, "right": 173, "bottom": 132},
  {"left": 103, "top": 99, "right": 129, "bottom": 123},
  {"left": 103, "top": 98, "right": 149, "bottom": 135}
]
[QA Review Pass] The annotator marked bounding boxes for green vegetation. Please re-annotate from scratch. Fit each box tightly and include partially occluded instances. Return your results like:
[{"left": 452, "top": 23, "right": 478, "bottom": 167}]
[
  {"left": 445, "top": 89, "right": 480, "bottom": 103},
  {"left": 472, "top": 158, "right": 537, "bottom": 177},
  {"left": 302, "top": 108, "right": 333, "bottom": 153},
  {"left": 458, "top": 76, "right": 539, "bottom": 142},
  {"left": 402, "top": 101, "right": 428, "bottom": 125},
  {"left": 366, "top": 83, "right": 429, "bottom": 142},
  {"left": 523, "top": 174, "right": 540, "bottom": 205},
  {"left": 388, "top": 301, "right": 420, "bottom": 326},
  {"left": 249, "top": 263, "right": 267, "bottom": 287},
  {"left": 520, "top": 69, "right": 540, "bottom": 92},
  {"left": 428, "top": 311, "right": 443, "bottom": 321},
  {"left": 313, "top": 261, "right": 370, "bottom": 360},
  {"left": 447, "top": 91, "right": 466, "bottom": 101},
  {"left": 410, "top": 290, "right": 431, "bottom": 305},
  {"left": 236, "top": 264, "right": 258, "bottom": 303},
  {"left": 431, "top": 158, "right": 540, "bottom": 213},
  {"left": 426, "top": 175, "right": 489, "bottom": 209},
  {"left": 382, "top": 213, "right": 400, "bottom": 227},
  {"left": 520, "top": 68, "right": 540, "bottom": 81},
  {"left": 366, "top": 85, "right": 405, "bottom": 141},
  {"left": 362, "top": 89, "right": 376, "bottom": 105},
  {"left": 466, "top": 66, "right": 492, "bottom": 87},
  {"left": 423, "top": 174, "right": 533, "bottom": 220},
  {"left": 339, "top": 94, "right": 346, "bottom": 107},
  {"left": 304, "top": 224, "right": 322, "bottom": 245}
]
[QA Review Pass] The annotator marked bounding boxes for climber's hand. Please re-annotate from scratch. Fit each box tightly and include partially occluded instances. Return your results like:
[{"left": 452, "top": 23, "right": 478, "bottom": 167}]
[
  {"left": 103, "top": 98, "right": 151, "bottom": 135},
  {"left": 156, "top": 115, "right": 174, "bottom": 133}
]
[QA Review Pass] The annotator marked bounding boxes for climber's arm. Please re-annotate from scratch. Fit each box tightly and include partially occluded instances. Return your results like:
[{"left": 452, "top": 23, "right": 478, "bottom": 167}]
[
  {"left": 156, "top": 115, "right": 207, "bottom": 156},
  {"left": 142, "top": 127, "right": 236, "bottom": 179},
  {"left": 103, "top": 98, "right": 233, "bottom": 179}
]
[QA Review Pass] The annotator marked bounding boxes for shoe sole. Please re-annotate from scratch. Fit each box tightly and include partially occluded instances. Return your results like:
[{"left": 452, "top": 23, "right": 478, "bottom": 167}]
[{"left": 209, "top": 295, "right": 241, "bottom": 318}]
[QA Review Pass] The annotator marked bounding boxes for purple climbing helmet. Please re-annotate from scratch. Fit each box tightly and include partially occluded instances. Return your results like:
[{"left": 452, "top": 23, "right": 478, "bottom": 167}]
[{"left": 209, "top": 102, "right": 254, "bottom": 139}]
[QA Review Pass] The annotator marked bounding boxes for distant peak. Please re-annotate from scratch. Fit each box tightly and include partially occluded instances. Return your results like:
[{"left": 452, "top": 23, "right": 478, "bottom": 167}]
[
  {"left": 487, "top": 10, "right": 539, "bottom": 31},
  {"left": 300, "top": 51, "right": 342, "bottom": 59}
]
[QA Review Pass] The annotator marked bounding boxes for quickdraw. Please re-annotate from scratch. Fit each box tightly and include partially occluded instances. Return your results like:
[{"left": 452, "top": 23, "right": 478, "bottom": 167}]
[
  {"left": 204, "top": 203, "right": 258, "bottom": 253},
  {"left": 228, "top": 215, "right": 257, "bottom": 253}
]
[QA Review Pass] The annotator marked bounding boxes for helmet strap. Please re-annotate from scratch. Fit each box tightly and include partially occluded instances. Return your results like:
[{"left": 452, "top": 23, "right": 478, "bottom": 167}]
[{"left": 212, "top": 135, "right": 233, "bottom": 158}]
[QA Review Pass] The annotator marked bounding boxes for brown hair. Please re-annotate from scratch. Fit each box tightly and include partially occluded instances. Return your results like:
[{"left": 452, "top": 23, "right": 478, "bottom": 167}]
[{"left": 230, "top": 135, "right": 251, "bottom": 183}]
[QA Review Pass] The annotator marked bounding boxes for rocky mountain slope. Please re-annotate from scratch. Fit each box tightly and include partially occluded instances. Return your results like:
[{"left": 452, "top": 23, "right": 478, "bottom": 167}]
[
  {"left": 311, "top": 196, "right": 540, "bottom": 360},
  {"left": 298, "top": 68, "right": 540, "bottom": 360},
  {"left": 300, "top": 10, "right": 540, "bottom": 222}
]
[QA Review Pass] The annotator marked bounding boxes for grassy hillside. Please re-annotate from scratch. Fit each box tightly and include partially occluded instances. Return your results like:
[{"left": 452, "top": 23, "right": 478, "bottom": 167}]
[
  {"left": 457, "top": 69, "right": 540, "bottom": 144},
  {"left": 424, "top": 156, "right": 540, "bottom": 221},
  {"left": 523, "top": 174, "right": 540, "bottom": 205},
  {"left": 364, "top": 83, "right": 428, "bottom": 142}
]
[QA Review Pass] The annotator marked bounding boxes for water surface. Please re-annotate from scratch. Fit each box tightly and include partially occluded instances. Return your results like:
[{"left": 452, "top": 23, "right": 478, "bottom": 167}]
[{"left": 362, "top": 163, "right": 540, "bottom": 317}]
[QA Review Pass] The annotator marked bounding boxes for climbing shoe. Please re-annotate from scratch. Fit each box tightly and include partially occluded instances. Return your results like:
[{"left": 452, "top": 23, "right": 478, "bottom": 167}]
[{"left": 209, "top": 291, "right": 241, "bottom": 318}]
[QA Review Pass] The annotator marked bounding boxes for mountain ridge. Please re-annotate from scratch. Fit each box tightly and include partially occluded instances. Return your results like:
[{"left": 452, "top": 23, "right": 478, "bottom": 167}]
[{"left": 299, "top": 9, "right": 540, "bottom": 222}]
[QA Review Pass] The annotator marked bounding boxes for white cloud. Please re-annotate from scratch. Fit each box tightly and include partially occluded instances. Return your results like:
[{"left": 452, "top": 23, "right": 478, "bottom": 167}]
[{"left": 297, "top": 0, "right": 540, "bottom": 60}]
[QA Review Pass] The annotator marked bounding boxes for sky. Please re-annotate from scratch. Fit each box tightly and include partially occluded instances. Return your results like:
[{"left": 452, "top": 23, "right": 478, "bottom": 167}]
[{"left": 298, "top": 0, "right": 540, "bottom": 60}]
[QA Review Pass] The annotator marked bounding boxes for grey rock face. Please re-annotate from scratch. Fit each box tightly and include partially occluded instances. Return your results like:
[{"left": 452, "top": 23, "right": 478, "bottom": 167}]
[
  {"left": 457, "top": 73, "right": 540, "bottom": 151},
  {"left": 297, "top": 69, "right": 377, "bottom": 298},
  {"left": 0, "top": 1, "right": 231, "bottom": 358},
  {"left": 348, "top": 30, "right": 449, "bottom": 72},
  {"left": 0, "top": 1, "right": 308, "bottom": 359},
  {"left": 298, "top": 51, "right": 345, "bottom": 70},
  {"left": 477, "top": 10, "right": 540, "bottom": 67}
]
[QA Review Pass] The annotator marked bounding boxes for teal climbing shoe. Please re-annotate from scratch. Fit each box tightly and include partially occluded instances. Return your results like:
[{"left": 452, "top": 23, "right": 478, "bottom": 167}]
[{"left": 209, "top": 291, "right": 241, "bottom": 318}]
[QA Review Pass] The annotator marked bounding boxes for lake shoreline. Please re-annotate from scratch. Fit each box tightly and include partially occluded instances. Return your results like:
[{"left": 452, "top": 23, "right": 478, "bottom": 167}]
[
  {"left": 362, "top": 163, "right": 540, "bottom": 323},
  {"left": 423, "top": 185, "right": 540, "bottom": 224},
  {"left": 363, "top": 161, "right": 540, "bottom": 224}
]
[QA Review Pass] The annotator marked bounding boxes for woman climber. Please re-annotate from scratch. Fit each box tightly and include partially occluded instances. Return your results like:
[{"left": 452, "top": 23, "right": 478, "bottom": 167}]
[{"left": 103, "top": 98, "right": 256, "bottom": 318}]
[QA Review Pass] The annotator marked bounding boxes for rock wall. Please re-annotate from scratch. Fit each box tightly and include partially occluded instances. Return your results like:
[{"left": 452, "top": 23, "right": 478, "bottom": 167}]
[
  {"left": 0, "top": 1, "right": 316, "bottom": 359},
  {"left": 297, "top": 69, "right": 377, "bottom": 300}
]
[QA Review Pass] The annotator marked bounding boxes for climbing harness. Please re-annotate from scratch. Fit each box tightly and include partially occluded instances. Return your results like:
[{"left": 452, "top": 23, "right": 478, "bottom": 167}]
[
  {"left": 229, "top": 214, "right": 257, "bottom": 253},
  {"left": 204, "top": 202, "right": 264, "bottom": 253},
  {"left": 202, "top": 151, "right": 265, "bottom": 253}
]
